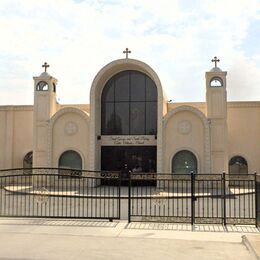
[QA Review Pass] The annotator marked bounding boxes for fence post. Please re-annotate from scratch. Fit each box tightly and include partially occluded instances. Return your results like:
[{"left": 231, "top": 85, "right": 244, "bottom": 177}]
[
  {"left": 118, "top": 171, "right": 121, "bottom": 220},
  {"left": 222, "top": 172, "right": 226, "bottom": 226},
  {"left": 255, "top": 172, "right": 259, "bottom": 228},
  {"left": 191, "top": 171, "right": 195, "bottom": 225},
  {"left": 128, "top": 170, "right": 132, "bottom": 223}
]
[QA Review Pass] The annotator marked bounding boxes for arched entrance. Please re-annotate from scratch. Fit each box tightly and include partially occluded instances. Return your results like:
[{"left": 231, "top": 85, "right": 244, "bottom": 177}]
[
  {"left": 172, "top": 150, "right": 197, "bottom": 174},
  {"left": 100, "top": 70, "right": 157, "bottom": 178}
]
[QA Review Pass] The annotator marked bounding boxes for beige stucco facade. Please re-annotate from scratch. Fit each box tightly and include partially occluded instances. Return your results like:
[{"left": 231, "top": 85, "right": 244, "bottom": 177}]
[{"left": 0, "top": 58, "right": 259, "bottom": 174}]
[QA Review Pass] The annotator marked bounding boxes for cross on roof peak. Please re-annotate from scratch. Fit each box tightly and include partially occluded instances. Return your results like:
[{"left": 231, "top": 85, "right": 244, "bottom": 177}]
[
  {"left": 42, "top": 62, "right": 50, "bottom": 73},
  {"left": 211, "top": 56, "right": 220, "bottom": 68},
  {"left": 123, "top": 48, "right": 131, "bottom": 59}
]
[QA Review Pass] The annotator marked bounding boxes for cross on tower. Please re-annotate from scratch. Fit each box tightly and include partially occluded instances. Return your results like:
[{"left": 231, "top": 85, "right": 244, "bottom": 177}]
[
  {"left": 42, "top": 62, "right": 50, "bottom": 73},
  {"left": 211, "top": 56, "right": 220, "bottom": 68},
  {"left": 123, "top": 48, "right": 131, "bottom": 59}
]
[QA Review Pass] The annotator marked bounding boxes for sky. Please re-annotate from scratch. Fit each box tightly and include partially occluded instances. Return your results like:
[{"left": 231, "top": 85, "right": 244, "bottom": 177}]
[{"left": 0, "top": 0, "right": 259, "bottom": 105}]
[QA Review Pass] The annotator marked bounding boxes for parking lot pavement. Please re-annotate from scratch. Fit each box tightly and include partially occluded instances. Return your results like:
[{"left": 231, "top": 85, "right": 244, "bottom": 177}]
[{"left": 0, "top": 218, "right": 258, "bottom": 260}]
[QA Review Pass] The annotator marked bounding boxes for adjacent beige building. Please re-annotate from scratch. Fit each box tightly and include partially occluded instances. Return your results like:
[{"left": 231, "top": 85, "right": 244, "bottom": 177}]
[{"left": 0, "top": 57, "right": 259, "bottom": 175}]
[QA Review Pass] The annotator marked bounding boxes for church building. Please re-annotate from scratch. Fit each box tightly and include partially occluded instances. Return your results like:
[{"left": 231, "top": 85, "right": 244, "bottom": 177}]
[{"left": 0, "top": 52, "right": 259, "bottom": 175}]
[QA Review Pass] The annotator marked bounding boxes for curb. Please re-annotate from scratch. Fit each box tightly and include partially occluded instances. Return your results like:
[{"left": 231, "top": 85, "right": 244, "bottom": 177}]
[{"left": 242, "top": 235, "right": 260, "bottom": 260}]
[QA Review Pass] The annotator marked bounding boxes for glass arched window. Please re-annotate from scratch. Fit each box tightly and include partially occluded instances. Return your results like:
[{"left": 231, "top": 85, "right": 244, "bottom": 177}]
[
  {"left": 23, "top": 151, "right": 33, "bottom": 174},
  {"left": 229, "top": 156, "right": 248, "bottom": 174},
  {"left": 172, "top": 150, "right": 197, "bottom": 174},
  {"left": 59, "top": 150, "right": 82, "bottom": 170},
  {"left": 210, "top": 77, "right": 223, "bottom": 87},
  {"left": 101, "top": 70, "right": 157, "bottom": 135}
]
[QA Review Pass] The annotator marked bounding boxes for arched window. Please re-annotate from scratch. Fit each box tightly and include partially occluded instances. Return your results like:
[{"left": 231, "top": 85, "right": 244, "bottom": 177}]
[
  {"left": 210, "top": 77, "right": 223, "bottom": 87},
  {"left": 23, "top": 151, "right": 33, "bottom": 168},
  {"left": 101, "top": 70, "right": 157, "bottom": 135},
  {"left": 229, "top": 156, "right": 248, "bottom": 174},
  {"left": 23, "top": 151, "right": 33, "bottom": 174},
  {"left": 58, "top": 150, "right": 82, "bottom": 170},
  {"left": 36, "top": 81, "right": 49, "bottom": 91},
  {"left": 172, "top": 150, "right": 197, "bottom": 174}
]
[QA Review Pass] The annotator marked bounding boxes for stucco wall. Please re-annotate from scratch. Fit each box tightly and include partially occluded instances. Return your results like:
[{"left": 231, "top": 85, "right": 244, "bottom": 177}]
[
  {"left": 0, "top": 107, "right": 33, "bottom": 169},
  {"left": 0, "top": 101, "right": 259, "bottom": 173},
  {"left": 163, "top": 109, "right": 205, "bottom": 173},
  {"left": 227, "top": 102, "right": 260, "bottom": 173},
  {"left": 51, "top": 110, "right": 89, "bottom": 169},
  {"left": 13, "top": 110, "right": 33, "bottom": 168}
]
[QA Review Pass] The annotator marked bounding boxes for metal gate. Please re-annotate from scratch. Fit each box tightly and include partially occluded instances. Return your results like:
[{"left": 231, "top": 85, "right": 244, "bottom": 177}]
[
  {"left": 0, "top": 168, "right": 120, "bottom": 220},
  {"left": 128, "top": 172, "right": 258, "bottom": 226},
  {"left": 0, "top": 168, "right": 258, "bottom": 226}
]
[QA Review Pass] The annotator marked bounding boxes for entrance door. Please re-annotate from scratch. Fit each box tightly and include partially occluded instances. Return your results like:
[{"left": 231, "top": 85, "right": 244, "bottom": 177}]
[{"left": 101, "top": 146, "right": 156, "bottom": 185}]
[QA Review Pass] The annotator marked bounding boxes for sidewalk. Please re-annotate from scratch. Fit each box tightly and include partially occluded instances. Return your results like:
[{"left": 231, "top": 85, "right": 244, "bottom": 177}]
[
  {"left": 0, "top": 218, "right": 259, "bottom": 259},
  {"left": 243, "top": 235, "right": 260, "bottom": 259}
]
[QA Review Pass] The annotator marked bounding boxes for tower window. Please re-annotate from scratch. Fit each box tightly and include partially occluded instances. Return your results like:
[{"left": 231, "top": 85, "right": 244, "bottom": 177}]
[
  {"left": 210, "top": 77, "right": 223, "bottom": 87},
  {"left": 36, "top": 81, "right": 49, "bottom": 91}
]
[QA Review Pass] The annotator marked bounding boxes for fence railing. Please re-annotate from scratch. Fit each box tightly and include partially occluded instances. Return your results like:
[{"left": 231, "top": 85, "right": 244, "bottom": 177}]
[
  {"left": 0, "top": 168, "right": 259, "bottom": 227},
  {"left": 128, "top": 172, "right": 259, "bottom": 226},
  {"left": 0, "top": 168, "right": 121, "bottom": 221}
]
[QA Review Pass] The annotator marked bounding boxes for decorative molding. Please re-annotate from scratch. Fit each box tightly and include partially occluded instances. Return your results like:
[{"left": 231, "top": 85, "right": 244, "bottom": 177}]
[
  {"left": 59, "top": 104, "right": 90, "bottom": 112},
  {"left": 47, "top": 107, "right": 90, "bottom": 167},
  {"left": 178, "top": 120, "right": 192, "bottom": 135},
  {"left": 168, "top": 102, "right": 206, "bottom": 110},
  {"left": 64, "top": 121, "right": 78, "bottom": 136},
  {"left": 227, "top": 102, "right": 260, "bottom": 108},
  {"left": 163, "top": 105, "right": 211, "bottom": 173},
  {"left": 0, "top": 106, "right": 33, "bottom": 111},
  {"left": 0, "top": 101, "right": 259, "bottom": 112}
]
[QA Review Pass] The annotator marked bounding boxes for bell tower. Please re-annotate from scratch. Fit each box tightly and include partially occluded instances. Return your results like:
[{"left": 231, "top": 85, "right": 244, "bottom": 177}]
[
  {"left": 206, "top": 57, "right": 228, "bottom": 173},
  {"left": 33, "top": 62, "right": 58, "bottom": 167}
]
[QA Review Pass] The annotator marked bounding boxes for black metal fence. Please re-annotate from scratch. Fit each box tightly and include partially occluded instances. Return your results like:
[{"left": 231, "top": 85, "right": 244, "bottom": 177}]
[
  {"left": 128, "top": 172, "right": 259, "bottom": 226},
  {"left": 257, "top": 174, "right": 260, "bottom": 227},
  {"left": 0, "top": 168, "right": 259, "bottom": 227},
  {"left": 0, "top": 168, "right": 120, "bottom": 220}
]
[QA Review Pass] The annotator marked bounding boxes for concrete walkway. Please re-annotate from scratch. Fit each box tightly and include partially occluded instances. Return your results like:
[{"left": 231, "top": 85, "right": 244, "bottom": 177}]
[
  {"left": 0, "top": 218, "right": 259, "bottom": 260},
  {"left": 243, "top": 235, "right": 260, "bottom": 259}
]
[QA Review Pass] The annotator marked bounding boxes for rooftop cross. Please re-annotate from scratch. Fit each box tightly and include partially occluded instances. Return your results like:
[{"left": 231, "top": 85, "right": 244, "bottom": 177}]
[
  {"left": 211, "top": 56, "right": 220, "bottom": 68},
  {"left": 123, "top": 48, "right": 131, "bottom": 59},
  {"left": 42, "top": 62, "right": 50, "bottom": 73}
]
